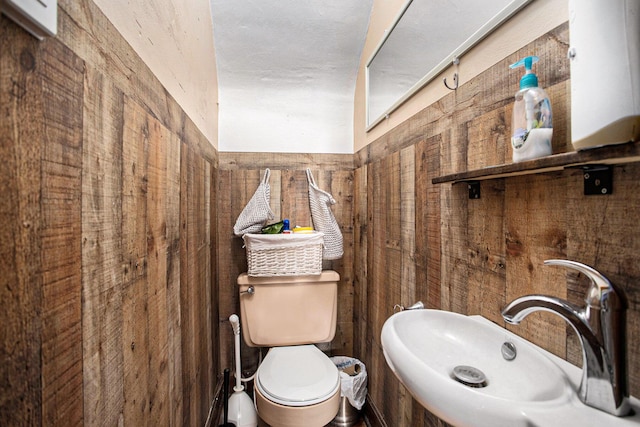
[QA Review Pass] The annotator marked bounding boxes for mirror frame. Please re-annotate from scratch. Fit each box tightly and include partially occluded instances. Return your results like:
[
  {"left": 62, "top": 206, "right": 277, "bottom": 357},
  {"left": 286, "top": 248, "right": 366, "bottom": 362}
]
[{"left": 365, "top": 0, "right": 533, "bottom": 130}]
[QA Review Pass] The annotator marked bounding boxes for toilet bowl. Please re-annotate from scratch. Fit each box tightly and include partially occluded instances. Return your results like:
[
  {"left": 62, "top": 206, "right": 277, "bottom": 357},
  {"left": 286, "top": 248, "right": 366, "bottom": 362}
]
[
  {"left": 237, "top": 271, "right": 342, "bottom": 427},
  {"left": 254, "top": 345, "right": 341, "bottom": 427}
]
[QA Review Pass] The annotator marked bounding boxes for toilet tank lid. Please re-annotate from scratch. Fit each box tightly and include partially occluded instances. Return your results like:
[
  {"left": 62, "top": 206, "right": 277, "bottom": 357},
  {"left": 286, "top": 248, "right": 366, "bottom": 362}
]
[{"left": 237, "top": 270, "right": 339, "bottom": 285}]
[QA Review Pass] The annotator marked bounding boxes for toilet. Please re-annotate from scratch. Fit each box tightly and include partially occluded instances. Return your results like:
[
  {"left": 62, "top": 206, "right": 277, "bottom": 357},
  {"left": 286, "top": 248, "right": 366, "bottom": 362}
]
[{"left": 237, "top": 271, "right": 341, "bottom": 427}]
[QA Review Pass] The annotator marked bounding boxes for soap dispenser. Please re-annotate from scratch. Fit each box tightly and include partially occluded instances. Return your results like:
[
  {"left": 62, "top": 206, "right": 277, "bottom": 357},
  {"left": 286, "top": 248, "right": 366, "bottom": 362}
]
[{"left": 509, "top": 56, "right": 553, "bottom": 162}]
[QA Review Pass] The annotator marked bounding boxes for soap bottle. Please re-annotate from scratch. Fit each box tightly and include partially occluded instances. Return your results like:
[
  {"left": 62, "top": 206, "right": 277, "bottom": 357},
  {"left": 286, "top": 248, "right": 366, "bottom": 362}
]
[{"left": 509, "top": 56, "right": 553, "bottom": 162}]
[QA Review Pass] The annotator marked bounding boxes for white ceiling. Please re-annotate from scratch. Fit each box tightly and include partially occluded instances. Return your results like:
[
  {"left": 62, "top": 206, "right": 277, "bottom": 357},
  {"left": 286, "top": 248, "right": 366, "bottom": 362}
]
[{"left": 211, "top": 0, "right": 374, "bottom": 153}]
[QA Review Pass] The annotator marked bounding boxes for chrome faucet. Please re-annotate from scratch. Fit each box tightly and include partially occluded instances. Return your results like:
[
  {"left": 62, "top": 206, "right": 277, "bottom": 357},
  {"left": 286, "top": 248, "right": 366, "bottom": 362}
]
[{"left": 501, "top": 259, "right": 630, "bottom": 417}]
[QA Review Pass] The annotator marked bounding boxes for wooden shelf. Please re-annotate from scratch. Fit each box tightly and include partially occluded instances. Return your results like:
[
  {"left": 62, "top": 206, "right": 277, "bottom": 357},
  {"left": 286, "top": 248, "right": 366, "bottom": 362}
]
[{"left": 432, "top": 141, "right": 640, "bottom": 184}]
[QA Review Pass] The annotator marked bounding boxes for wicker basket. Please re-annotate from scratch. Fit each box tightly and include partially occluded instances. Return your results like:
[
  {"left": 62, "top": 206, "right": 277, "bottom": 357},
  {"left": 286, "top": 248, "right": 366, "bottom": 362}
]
[{"left": 242, "top": 232, "right": 324, "bottom": 276}]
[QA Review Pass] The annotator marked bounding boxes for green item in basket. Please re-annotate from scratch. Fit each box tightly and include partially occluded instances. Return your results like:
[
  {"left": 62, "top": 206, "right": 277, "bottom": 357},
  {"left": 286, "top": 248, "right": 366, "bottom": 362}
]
[{"left": 261, "top": 221, "right": 284, "bottom": 234}]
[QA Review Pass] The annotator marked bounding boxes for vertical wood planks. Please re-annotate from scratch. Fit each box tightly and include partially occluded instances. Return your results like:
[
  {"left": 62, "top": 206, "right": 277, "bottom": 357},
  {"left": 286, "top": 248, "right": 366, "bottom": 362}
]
[
  {"left": 199, "top": 158, "right": 213, "bottom": 423},
  {"left": 367, "top": 158, "right": 397, "bottom": 422},
  {"left": 353, "top": 166, "right": 368, "bottom": 358},
  {"left": 466, "top": 108, "right": 509, "bottom": 170},
  {"left": 218, "top": 169, "right": 261, "bottom": 375},
  {"left": 466, "top": 179, "right": 506, "bottom": 323},
  {"left": 121, "top": 97, "right": 149, "bottom": 427},
  {"left": 40, "top": 39, "right": 85, "bottom": 426},
  {"left": 165, "top": 131, "right": 184, "bottom": 427},
  {"left": 440, "top": 180, "right": 468, "bottom": 312},
  {"left": 504, "top": 172, "right": 567, "bottom": 358},
  {"left": 125, "top": 122, "right": 184, "bottom": 426},
  {"left": 180, "top": 143, "right": 214, "bottom": 426},
  {"left": 122, "top": 99, "right": 180, "bottom": 425},
  {"left": 332, "top": 168, "right": 355, "bottom": 356},
  {"left": 368, "top": 159, "right": 388, "bottom": 347},
  {"left": 400, "top": 146, "right": 416, "bottom": 309},
  {"left": 2, "top": 5, "right": 217, "bottom": 427},
  {"left": 209, "top": 158, "right": 219, "bottom": 395},
  {"left": 0, "top": 20, "right": 44, "bottom": 427},
  {"left": 180, "top": 143, "right": 198, "bottom": 427},
  {"left": 269, "top": 168, "right": 282, "bottom": 223},
  {"left": 399, "top": 146, "right": 416, "bottom": 427},
  {"left": 281, "top": 169, "right": 311, "bottom": 228},
  {"left": 82, "top": 67, "right": 125, "bottom": 426},
  {"left": 415, "top": 135, "right": 441, "bottom": 309},
  {"left": 565, "top": 164, "right": 640, "bottom": 384},
  {"left": 146, "top": 117, "right": 171, "bottom": 426},
  {"left": 215, "top": 169, "right": 233, "bottom": 374},
  {"left": 313, "top": 168, "right": 354, "bottom": 355}
]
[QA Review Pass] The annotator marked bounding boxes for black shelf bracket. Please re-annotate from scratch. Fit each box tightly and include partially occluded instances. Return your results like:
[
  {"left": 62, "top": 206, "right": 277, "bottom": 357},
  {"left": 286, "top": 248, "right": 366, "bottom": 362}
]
[
  {"left": 582, "top": 165, "right": 612, "bottom": 195},
  {"left": 467, "top": 181, "right": 480, "bottom": 199}
]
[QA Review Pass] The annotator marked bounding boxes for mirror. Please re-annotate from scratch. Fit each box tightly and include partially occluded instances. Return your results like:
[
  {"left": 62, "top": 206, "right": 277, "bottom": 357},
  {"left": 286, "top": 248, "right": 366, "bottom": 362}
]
[{"left": 366, "top": 0, "right": 533, "bottom": 129}]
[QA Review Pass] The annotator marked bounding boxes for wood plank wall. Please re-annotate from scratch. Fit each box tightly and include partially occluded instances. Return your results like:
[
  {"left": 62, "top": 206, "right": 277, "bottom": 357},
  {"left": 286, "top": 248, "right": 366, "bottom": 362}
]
[
  {"left": 0, "top": 1, "right": 218, "bottom": 425},
  {"left": 353, "top": 22, "right": 640, "bottom": 426},
  {"left": 217, "top": 154, "right": 355, "bottom": 374},
  {"left": 5, "top": 9, "right": 639, "bottom": 427}
]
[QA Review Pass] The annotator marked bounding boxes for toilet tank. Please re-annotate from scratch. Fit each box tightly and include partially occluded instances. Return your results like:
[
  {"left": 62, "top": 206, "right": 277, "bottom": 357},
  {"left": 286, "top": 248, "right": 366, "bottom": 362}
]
[{"left": 237, "top": 271, "right": 339, "bottom": 347}]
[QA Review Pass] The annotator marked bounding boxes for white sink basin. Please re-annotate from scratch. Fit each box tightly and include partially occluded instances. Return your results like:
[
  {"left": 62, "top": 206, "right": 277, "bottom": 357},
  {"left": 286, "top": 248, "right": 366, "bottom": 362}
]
[{"left": 381, "top": 309, "right": 640, "bottom": 427}]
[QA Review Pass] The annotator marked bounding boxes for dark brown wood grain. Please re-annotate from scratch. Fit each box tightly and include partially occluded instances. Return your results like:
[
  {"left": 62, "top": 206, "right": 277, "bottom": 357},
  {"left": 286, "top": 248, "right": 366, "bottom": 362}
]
[
  {"left": 353, "top": 165, "right": 368, "bottom": 359},
  {"left": 2, "top": 3, "right": 217, "bottom": 426},
  {"left": 180, "top": 143, "right": 214, "bottom": 426},
  {"left": 0, "top": 18, "right": 44, "bottom": 427},
  {"left": 40, "top": 35, "right": 85, "bottom": 427},
  {"left": 82, "top": 67, "right": 125, "bottom": 427}
]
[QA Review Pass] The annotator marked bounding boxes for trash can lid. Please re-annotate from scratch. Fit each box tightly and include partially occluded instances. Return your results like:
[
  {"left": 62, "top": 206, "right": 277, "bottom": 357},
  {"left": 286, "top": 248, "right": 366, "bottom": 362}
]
[{"left": 256, "top": 345, "right": 340, "bottom": 407}]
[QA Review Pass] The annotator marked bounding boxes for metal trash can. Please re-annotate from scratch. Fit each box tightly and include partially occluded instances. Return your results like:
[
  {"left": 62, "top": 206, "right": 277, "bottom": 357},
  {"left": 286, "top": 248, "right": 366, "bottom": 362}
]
[
  {"left": 330, "top": 357, "right": 367, "bottom": 427},
  {"left": 330, "top": 395, "right": 361, "bottom": 426}
]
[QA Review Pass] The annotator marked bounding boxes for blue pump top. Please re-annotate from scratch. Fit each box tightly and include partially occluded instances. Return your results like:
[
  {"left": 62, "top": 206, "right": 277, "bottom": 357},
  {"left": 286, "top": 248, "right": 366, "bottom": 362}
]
[{"left": 509, "top": 56, "right": 539, "bottom": 90}]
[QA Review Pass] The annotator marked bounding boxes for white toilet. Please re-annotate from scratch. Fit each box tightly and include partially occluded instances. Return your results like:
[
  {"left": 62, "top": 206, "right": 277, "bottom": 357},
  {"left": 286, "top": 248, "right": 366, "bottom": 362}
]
[{"left": 237, "top": 271, "right": 341, "bottom": 427}]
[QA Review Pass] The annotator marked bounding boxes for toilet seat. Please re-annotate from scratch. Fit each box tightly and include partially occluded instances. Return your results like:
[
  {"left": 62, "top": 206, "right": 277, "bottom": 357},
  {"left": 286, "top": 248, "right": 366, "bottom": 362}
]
[{"left": 256, "top": 345, "right": 340, "bottom": 407}]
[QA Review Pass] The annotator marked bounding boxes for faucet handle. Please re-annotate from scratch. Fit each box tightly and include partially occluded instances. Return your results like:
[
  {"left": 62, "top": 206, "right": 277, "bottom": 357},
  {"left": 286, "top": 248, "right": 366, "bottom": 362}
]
[{"left": 544, "top": 259, "right": 627, "bottom": 310}]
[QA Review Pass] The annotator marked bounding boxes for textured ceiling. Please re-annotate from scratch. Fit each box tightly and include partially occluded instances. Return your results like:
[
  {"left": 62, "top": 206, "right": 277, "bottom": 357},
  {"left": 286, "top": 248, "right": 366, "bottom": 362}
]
[{"left": 211, "top": 0, "right": 373, "bottom": 153}]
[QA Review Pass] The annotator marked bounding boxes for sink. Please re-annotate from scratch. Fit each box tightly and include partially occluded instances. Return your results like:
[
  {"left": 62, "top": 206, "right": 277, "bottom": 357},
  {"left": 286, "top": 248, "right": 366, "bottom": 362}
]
[
  {"left": 381, "top": 309, "right": 640, "bottom": 427},
  {"left": 381, "top": 309, "right": 571, "bottom": 426}
]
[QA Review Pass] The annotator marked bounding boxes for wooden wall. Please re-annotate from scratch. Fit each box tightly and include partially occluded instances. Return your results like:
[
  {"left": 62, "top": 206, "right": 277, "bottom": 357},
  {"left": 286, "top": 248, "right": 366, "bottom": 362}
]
[
  {"left": 216, "top": 154, "right": 355, "bottom": 374},
  {"left": 4, "top": 9, "right": 638, "bottom": 427},
  {"left": 353, "top": 22, "right": 640, "bottom": 426},
  {"left": 214, "top": 22, "right": 640, "bottom": 427},
  {"left": 0, "top": 1, "right": 218, "bottom": 426}
]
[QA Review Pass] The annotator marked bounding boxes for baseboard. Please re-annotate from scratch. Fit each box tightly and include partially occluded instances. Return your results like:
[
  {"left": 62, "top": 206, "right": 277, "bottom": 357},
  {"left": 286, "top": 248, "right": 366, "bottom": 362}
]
[
  {"left": 206, "top": 373, "right": 225, "bottom": 427},
  {"left": 362, "top": 394, "right": 387, "bottom": 427},
  {"left": 208, "top": 381, "right": 385, "bottom": 427}
]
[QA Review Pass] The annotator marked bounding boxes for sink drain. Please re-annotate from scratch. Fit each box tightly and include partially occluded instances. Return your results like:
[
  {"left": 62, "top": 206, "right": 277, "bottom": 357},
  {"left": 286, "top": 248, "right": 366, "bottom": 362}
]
[{"left": 452, "top": 365, "right": 488, "bottom": 388}]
